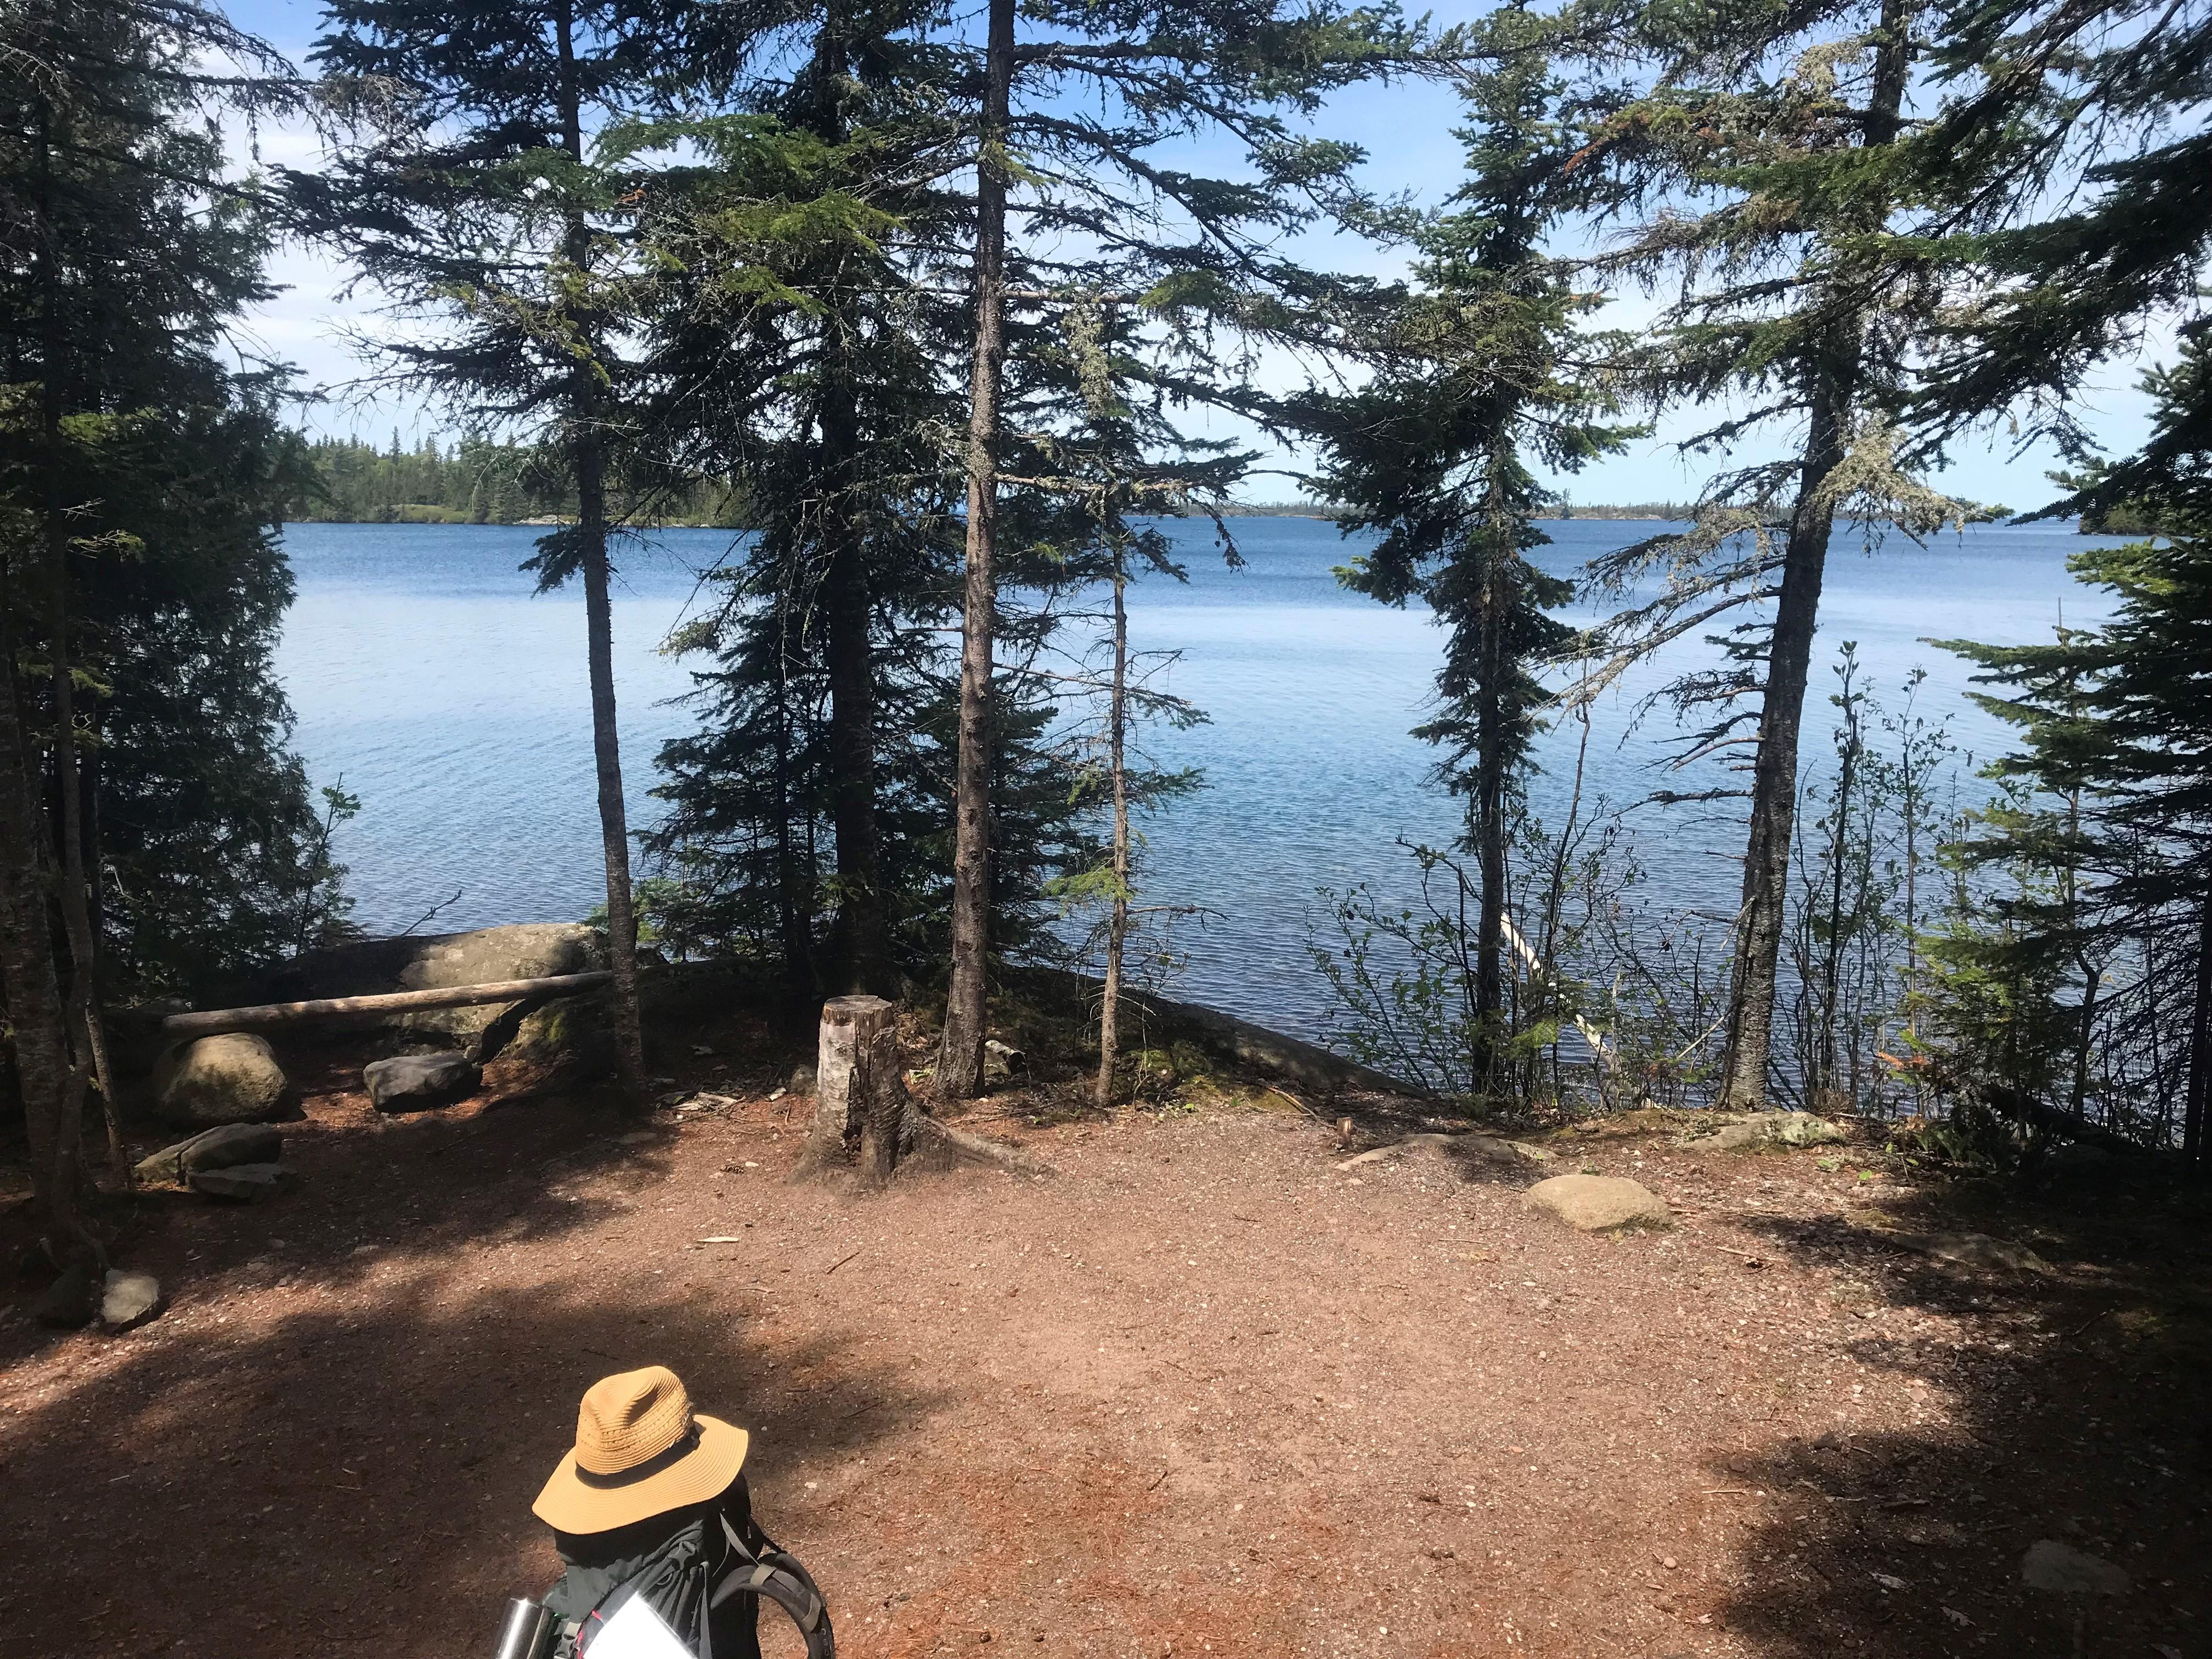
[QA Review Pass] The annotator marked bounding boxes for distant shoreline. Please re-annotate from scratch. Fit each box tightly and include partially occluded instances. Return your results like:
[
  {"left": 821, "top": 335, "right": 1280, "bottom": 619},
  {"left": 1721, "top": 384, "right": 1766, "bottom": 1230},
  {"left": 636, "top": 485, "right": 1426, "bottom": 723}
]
[
  {"left": 1211, "top": 501, "right": 1695, "bottom": 522},
  {"left": 283, "top": 505, "right": 1700, "bottom": 530}
]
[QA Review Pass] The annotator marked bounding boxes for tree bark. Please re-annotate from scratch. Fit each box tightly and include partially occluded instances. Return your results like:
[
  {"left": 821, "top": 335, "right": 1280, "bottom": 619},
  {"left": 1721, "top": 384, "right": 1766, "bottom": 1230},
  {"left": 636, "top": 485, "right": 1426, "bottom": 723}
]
[
  {"left": 770, "top": 662, "right": 817, "bottom": 1011},
  {"left": 2183, "top": 879, "right": 2212, "bottom": 1163},
  {"left": 1094, "top": 560, "right": 1130, "bottom": 1108},
  {"left": 819, "top": 315, "right": 890, "bottom": 996},
  {"left": 938, "top": 0, "right": 1016, "bottom": 1099},
  {"left": 0, "top": 589, "right": 93, "bottom": 1271},
  {"left": 1470, "top": 492, "right": 1510, "bottom": 1097},
  {"left": 556, "top": 0, "right": 648, "bottom": 1105},
  {"left": 800, "top": 994, "right": 1048, "bottom": 1181},
  {"left": 44, "top": 505, "right": 120, "bottom": 1181},
  {"left": 33, "top": 91, "right": 121, "bottom": 1182},
  {"left": 1714, "top": 371, "right": 1848, "bottom": 1110}
]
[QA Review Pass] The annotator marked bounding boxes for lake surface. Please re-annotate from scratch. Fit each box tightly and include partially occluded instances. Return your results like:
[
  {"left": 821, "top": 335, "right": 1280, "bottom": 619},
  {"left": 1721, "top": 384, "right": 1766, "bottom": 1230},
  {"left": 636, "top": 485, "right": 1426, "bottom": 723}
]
[{"left": 276, "top": 515, "right": 2130, "bottom": 1042}]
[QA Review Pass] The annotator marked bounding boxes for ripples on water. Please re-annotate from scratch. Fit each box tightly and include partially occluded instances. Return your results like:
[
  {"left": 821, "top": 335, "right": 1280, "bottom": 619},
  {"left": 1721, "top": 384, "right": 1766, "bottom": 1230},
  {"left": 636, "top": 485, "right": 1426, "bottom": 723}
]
[{"left": 276, "top": 515, "right": 2127, "bottom": 1042}]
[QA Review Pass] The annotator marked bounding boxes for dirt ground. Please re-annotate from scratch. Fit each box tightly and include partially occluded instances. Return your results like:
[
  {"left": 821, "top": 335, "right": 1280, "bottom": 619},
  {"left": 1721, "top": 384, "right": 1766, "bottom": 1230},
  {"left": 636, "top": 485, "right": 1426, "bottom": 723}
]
[{"left": 3, "top": 1031, "right": 2207, "bottom": 1659}]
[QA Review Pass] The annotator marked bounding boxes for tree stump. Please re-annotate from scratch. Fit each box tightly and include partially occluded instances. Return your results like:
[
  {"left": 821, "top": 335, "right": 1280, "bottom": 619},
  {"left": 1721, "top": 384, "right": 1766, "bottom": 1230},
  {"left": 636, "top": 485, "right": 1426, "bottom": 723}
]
[
  {"left": 798, "top": 995, "right": 899, "bottom": 1175},
  {"left": 795, "top": 995, "right": 1054, "bottom": 1184}
]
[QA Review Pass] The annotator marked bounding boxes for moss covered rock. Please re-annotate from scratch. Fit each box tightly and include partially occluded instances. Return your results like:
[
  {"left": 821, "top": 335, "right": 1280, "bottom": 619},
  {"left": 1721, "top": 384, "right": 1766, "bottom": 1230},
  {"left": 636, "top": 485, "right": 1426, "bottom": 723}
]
[{"left": 151, "top": 1034, "right": 292, "bottom": 1128}]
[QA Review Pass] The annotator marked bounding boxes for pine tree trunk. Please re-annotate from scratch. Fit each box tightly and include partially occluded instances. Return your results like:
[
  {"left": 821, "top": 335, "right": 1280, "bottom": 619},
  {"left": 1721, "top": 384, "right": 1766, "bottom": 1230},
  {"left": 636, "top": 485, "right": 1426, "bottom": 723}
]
[
  {"left": 0, "top": 591, "right": 92, "bottom": 1269},
  {"left": 556, "top": 0, "right": 647, "bottom": 1104},
  {"left": 807, "top": 12, "right": 890, "bottom": 997},
  {"left": 820, "top": 325, "right": 890, "bottom": 995},
  {"left": 1715, "top": 381, "right": 1847, "bottom": 1110},
  {"left": 46, "top": 514, "right": 120, "bottom": 1180},
  {"left": 770, "top": 662, "right": 817, "bottom": 1010},
  {"left": 938, "top": 0, "right": 1016, "bottom": 1099},
  {"left": 33, "top": 98, "right": 121, "bottom": 1181},
  {"left": 2183, "top": 880, "right": 2212, "bottom": 1163},
  {"left": 1815, "top": 665, "right": 1860, "bottom": 1101},
  {"left": 575, "top": 452, "right": 650, "bottom": 1102},
  {"left": 1095, "top": 565, "right": 1131, "bottom": 1109},
  {"left": 1471, "top": 532, "right": 1509, "bottom": 1097}
]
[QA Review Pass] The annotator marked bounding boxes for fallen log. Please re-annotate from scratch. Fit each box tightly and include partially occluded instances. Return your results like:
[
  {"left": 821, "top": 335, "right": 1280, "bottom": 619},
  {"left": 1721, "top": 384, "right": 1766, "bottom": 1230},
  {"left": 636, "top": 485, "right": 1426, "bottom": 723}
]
[{"left": 160, "top": 972, "right": 614, "bottom": 1038}]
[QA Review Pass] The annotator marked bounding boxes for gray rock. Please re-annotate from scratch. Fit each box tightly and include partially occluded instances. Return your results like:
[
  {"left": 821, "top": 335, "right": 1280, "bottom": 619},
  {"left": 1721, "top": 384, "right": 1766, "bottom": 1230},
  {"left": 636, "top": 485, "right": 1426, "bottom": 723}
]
[
  {"left": 1685, "top": 1111, "right": 1847, "bottom": 1152},
  {"left": 486, "top": 991, "right": 613, "bottom": 1082},
  {"left": 1925, "top": 1231, "right": 2053, "bottom": 1274},
  {"left": 99, "top": 1270, "right": 165, "bottom": 1331},
  {"left": 188, "top": 1161, "right": 290, "bottom": 1201},
  {"left": 363, "top": 1052, "right": 481, "bottom": 1112},
  {"left": 134, "top": 1122, "right": 283, "bottom": 1186},
  {"left": 1335, "top": 1131, "right": 1549, "bottom": 1173},
  {"left": 32, "top": 1262, "right": 98, "bottom": 1328},
  {"left": 151, "top": 1033, "right": 291, "bottom": 1128},
  {"left": 183, "top": 1122, "right": 283, "bottom": 1174},
  {"left": 2021, "top": 1539, "right": 2130, "bottom": 1596},
  {"left": 1523, "top": 1173, "right": 1673, "bottom": 1232},
  {"left": 394, "top": 923, "right": 606, "bottom": 1053}
]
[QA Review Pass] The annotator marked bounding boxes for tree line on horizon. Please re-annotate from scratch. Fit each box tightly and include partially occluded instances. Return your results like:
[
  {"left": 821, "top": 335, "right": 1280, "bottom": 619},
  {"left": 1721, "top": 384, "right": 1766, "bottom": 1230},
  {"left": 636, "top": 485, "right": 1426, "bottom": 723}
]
[
  {"left": 3, "top": 0, "right": 2209, "bottom": 1274},
  {"left": 286, "top": 431, "right": 1701, "bottom": 526},
  {"left": 287, "top": 433, "right": 748, "bottom": 526}
]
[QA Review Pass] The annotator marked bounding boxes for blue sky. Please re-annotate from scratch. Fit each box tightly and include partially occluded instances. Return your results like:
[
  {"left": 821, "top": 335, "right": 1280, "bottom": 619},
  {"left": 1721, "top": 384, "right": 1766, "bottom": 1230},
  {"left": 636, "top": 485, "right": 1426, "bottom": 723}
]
[{"left": 224, "top": 0, "right": 2157, "bottom": 510}]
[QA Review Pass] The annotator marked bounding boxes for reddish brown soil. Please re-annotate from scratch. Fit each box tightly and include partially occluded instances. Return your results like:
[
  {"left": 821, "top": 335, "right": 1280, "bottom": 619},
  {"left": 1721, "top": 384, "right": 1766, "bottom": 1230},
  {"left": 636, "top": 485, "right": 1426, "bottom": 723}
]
[{"left": 3, "top": 1050, "right": 2206, "bottom": 1659}]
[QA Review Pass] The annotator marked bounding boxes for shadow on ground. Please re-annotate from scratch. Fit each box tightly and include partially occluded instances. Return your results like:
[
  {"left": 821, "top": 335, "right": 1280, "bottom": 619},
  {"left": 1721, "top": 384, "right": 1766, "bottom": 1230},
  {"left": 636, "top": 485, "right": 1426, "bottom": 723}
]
[
  {"left": 0, "top": 1077, "right": 923, "bottom": 1659},
  {"left": 1714, "top": 1161, "right": 2210, "bottom": 1659}
]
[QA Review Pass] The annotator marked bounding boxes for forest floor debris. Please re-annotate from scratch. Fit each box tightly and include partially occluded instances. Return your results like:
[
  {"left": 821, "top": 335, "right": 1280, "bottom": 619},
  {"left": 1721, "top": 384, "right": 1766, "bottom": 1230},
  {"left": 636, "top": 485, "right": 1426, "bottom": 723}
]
[{"left": 2, "top": 1028, "right": 2207, "bottom": 1658}]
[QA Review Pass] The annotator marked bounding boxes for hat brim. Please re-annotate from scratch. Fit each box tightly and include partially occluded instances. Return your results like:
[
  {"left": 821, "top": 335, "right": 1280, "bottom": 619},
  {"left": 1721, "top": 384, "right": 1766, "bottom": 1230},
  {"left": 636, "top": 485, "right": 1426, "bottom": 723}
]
[{"left": 532, "top": 1414, "right": 750, "bottom": 1534}]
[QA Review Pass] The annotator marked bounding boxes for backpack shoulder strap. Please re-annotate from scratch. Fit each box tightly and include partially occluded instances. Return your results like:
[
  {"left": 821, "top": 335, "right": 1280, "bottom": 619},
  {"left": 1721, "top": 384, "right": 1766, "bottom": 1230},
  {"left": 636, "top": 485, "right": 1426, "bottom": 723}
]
[{"left": 709, "top": 1515, "right": 835, "bottom": 1659}]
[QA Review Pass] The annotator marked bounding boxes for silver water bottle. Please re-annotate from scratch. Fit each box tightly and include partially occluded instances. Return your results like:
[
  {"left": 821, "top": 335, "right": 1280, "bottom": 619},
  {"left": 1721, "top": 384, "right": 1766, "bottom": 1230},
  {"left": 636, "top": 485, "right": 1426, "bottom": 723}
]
[{"left": 492, "top": 1596, "right": 557, "bottom": 1659}]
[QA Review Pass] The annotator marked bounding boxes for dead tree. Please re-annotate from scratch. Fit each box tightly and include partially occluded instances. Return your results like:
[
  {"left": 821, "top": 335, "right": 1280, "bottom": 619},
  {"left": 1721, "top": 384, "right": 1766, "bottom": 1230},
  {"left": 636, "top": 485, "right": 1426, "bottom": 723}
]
[{"left": 799, "top": 995, "right": 1046, "bottom": 1182}]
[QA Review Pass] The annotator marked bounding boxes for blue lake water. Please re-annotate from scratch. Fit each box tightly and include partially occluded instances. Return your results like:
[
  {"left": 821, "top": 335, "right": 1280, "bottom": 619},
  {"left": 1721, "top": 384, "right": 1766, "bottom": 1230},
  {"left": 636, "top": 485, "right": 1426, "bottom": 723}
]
[{"left": 276, "top": 515, "right": 2131, "bottom": 1041}]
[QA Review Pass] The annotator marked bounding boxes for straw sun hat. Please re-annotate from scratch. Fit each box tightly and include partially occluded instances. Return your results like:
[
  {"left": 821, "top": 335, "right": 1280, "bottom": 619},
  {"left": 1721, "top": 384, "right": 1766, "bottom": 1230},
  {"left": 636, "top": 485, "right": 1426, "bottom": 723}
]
[{"left": 533, "top": 1367, "right": 751, "bottom": 1534}]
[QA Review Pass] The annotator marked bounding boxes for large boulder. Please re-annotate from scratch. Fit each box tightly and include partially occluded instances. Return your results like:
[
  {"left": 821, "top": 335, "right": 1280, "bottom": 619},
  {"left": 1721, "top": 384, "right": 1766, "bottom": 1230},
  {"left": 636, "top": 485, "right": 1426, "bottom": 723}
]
[
  {"left": 394, "top": 923, "right": 607, "bottom": 1056},
  {"left": 364, "top": 1052, "right": 481, "bottom": 1113},
  {"left": 1524, "top": 1173, "right": 1673, "bottom": 1232},
  {"left": 217, "top": 924, "right": 607, "bottom": 1059},
  {"left": 133, "top": 1122, "right": 283, "bottom": 1186},
  {"left": 1683, "top": 1111, "right": 1847, "bottom": 1152},
  {"left": 151, "top": 1034, "right": 292, "bottom": 1128}
]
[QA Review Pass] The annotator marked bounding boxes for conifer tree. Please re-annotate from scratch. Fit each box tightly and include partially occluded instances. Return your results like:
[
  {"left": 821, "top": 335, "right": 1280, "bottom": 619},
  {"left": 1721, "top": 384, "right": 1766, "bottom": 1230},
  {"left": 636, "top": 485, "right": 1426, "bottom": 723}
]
[
  {"left": 634, "top": 9, "right": 1097, "bottom": 1008},
  {"left": 1933, "top": 343, "right": 2212, "bottom": 1160},
  {"left": 932, "top": 0, "right": 1426, "bottom": 1097},
  {"left": 632, "top": 0, "right": 964, "bottom": 1000},
  {"left": 1572, "top": 0, "right": 1986, "bottom": 1109},
  {"left": 1297, "top": 20, "right": 1626, "bottom": 1101},
  {"left": 1915, "top": 0, "right": 2212, "bottom": 462},
  {"left": 298, "top": 0, "right": 725, "bottom": 1100},
  {"left": 1, "top": 0, "right": 318, "bottom": 1264},
  {"left": 1036, "top": 295, "right": 1227, "bottom": 1106}
]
